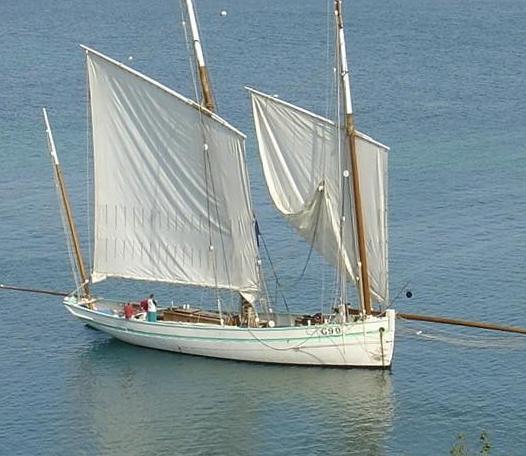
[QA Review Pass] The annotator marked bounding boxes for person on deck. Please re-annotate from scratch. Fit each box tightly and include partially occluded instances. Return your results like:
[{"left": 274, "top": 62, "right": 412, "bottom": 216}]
[
  {"left": 240, "top": 296, "right": 256, "bottom": 327},
  {"left": 147, "top": 294, "right": 158, "bottom": 322},
  {"left": 124, "top": 302, "right": 134, "bottom": 319}
]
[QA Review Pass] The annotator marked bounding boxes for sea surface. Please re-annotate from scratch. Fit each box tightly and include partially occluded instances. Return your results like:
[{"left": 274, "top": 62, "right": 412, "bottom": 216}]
[{"left": 1, "top": 0, "right": 525, "bottom": 454}]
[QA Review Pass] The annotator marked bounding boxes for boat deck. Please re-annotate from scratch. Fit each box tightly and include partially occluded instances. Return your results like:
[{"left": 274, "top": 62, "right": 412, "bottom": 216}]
[{"left": 87, "top": 299, "right": 351, "bottom": 329}]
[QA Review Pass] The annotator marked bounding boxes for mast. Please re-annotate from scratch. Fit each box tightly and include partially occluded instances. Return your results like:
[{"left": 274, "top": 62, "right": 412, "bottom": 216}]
[
  {"left": 334, "top": 0, "right": 373, "bottom": 315},
  {"left": 184, "top": 0, "right": 223, "bottom": 321},
  {"left": 184, "top": 1, "right": 261, "bottom": 314},
  {"left": 43, "top": 108, "right": 91, "bottom": 299},
  {"left": 185, "top": 0, "right": 215, "bottom": 112}
]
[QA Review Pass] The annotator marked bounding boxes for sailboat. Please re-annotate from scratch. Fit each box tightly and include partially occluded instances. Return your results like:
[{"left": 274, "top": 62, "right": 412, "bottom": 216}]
[{"left": 43, "top": 0, "right": 395, "bottom": 368}]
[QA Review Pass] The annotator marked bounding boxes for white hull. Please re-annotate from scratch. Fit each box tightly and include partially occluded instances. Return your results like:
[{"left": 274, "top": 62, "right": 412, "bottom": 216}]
[{"left": 64, "top": 298, "right": 395, "bottom": 368}]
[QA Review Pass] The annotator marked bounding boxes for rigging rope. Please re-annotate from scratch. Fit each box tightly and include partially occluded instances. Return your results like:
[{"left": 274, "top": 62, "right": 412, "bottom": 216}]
[
  {"left": 319, "top": 0, "right": 334, "bottom": 316},
  {"left": 247, "top": 325, "right": 323, "bottom": 351},
  {"left": 325, "top": 0, "right": 335, "bottom": 121},
  {"left": 180, "top": 3, "right": 219, "bottom": 314},
  {"left": 259, "top": 231, "right": 290, "bottom": 314},
  {"left": 318, "top": 0, "right": 337, "bottom": 316},
  {"left": 286, "top": 191, "right": 324, "bottom": 289},
  {"left": 261, "top": 7, "right": 349, "bottom": 315},
  {"left": 180, "top": 2, "right": 236, "bottom": 317},
  {"left": 397, "top": 324, "right": 526, "bottom": 350}
]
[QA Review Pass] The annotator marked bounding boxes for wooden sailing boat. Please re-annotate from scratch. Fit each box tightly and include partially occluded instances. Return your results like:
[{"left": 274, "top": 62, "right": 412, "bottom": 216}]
[{"left": 42, "top": 0, "right": 395, "bottom": 368}]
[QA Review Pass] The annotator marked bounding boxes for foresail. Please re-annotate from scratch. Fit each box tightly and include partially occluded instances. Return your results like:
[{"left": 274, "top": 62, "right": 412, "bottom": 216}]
[
  {"left": 354, "top": 131, "right": 389, "bottom": 302},
  {"left": 249, "top": 89, "right": 388, "bottom": 302},
  {"left": 86, "top": 47, "right": 259, "bottom": 301}
]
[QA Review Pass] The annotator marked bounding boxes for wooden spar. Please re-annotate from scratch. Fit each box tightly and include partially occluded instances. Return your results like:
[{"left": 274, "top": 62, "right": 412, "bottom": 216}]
[
  {"left": 43, "top": 108, "right": 90, "bottom": 299},
  {"left": 346, "top": 307, "right": 526, "bottom": 335},
  {"left": 185, "top": 0, "right": 215, "bottom": 112},
  {"left": 0, "top": 284, "right": 69, "bottom": 297},
  {"left": 397, "top": 312, "right": 526, "bottom": 336},
  {"left": 334, "top": 0, "right": 372, "bottom": 315},
  {"left": 348, "top": 120, "right": 373, "bottom": 315},
  {"left": 198, "top": 66, "right": 215, "bottom": 112}
]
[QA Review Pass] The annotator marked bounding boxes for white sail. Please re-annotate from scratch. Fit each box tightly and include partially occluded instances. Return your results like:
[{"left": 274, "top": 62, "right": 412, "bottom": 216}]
[
  {"left": 86, "top": 47, "right": 259, "bottom": 301},
  {"left": 354, "top": 131, "right": 389, "bottom": 302},
  {"left": 249, "top": 88, "right": 388, "bottom": 302}
]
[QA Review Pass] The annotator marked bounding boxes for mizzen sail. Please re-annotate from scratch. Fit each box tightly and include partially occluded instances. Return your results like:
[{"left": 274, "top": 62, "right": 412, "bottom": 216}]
[
  {"left": 249, "top": 88, "right": 388, "bottom": 302},
  {"left": 86, "top": 47, "right": 259, "bottom": 301}
]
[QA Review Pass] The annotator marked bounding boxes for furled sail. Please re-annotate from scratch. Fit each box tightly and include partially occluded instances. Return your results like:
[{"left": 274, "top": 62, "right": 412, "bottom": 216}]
[
  {"left": 249, "top": 88, "right": 388, "bottom": 302},
  {"left": 86, "top": 47, "right": 259, "bottom": 301}
]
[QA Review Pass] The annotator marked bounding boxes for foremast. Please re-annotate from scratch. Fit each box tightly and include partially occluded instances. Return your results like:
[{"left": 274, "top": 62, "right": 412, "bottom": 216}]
[
  {"left": 334, "top": 0, "right": 373, "bottom": 315},
  {"left": 185, "top": 0, "right": 223, "bottom": 320},
  {"left": 184, "top": 0, "right": 261, "bottom": 314},
  {"left": 185, "top": 0, "right": 215, "bottom": 112},
  {"left": 43, "top": 108, "right": 91, "bottom": 300}
]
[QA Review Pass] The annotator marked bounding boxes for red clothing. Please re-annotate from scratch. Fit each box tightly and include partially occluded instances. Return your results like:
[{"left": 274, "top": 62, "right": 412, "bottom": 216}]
[
  {"left": 124, "top": 303, "right": 134, "bottom": 319},
  {"left": 140, "top": 299, "right": 148, "bottom": 312}
]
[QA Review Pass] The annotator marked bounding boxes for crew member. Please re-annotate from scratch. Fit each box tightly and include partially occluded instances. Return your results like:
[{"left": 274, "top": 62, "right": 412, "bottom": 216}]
[
  {"left": 124, "top": 302, "right": 134, "bottom": 319},
  {"left": 147, "top": 294, "right": 158, "bottom": 322}
]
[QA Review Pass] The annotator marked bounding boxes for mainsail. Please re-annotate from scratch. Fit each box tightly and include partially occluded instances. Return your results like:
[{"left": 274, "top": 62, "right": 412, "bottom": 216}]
[
  {"left": 86, "top": 47, "right": 259, "bottom": 301},
  {"left": 249, "top": 89, "right": 388, "bottom": 303}
]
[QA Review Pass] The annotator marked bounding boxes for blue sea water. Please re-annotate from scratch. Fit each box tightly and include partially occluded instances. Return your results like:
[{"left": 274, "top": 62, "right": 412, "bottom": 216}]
[{"left": 1, "top": 0, "right": 525, "bottom": 454}]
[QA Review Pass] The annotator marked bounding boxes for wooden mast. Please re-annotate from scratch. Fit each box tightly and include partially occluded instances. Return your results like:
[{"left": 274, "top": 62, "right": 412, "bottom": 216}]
[
  {"left": 185, "top": 0, "right": 215, "bottom": 112},
  {"left": 334, "top": 0, "right": 373, "bottom": 315},
  {"left": 43, "top": 108, "right": 90, "bottom": 299},
  {"left": 185, "top": 0, "right": 231, "bottom": 324}
]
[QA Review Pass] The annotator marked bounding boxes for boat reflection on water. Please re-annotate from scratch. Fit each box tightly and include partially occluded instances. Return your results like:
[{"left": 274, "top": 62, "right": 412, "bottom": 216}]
[{"left": 68, "top": 337, "right": 394, "bottom": 455}]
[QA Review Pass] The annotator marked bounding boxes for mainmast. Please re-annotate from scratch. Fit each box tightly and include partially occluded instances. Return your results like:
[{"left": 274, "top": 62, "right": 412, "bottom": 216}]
[
  {"left": 43, "top": 108, "right": 90, "bottom": 299},
  {"left": 334, "top": 0, "right": 373, "bottom": 315},
  {"left": 185, "top": 0, "right": 215, "bottom": 112}
]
